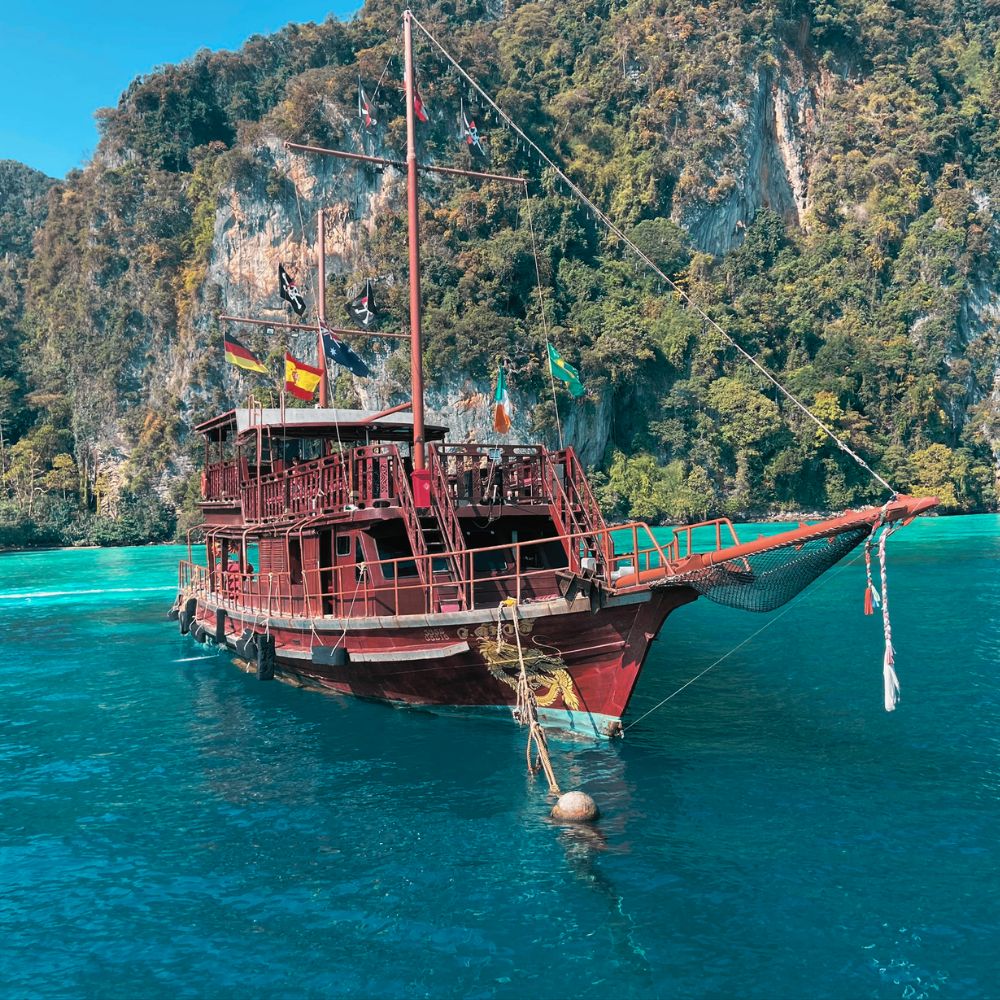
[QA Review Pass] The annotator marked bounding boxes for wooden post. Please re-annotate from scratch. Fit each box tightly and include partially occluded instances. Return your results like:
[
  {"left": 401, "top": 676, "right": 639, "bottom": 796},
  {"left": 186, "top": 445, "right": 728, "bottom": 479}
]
[
  {"left": 317, "top": 208, "right": 328, "bottom": 407},
  {"left": 403, "top": 10, "right": 429, "bottom": 500}
]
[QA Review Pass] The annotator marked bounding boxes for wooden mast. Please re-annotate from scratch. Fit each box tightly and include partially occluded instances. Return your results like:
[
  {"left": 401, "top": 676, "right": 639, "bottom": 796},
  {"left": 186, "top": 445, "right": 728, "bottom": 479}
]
[
  {"left": 317, "top": 208, "right": 328, "bottom": 407},
  {"left": 403, "top": 8, "right": 430, "bottom": 504}
]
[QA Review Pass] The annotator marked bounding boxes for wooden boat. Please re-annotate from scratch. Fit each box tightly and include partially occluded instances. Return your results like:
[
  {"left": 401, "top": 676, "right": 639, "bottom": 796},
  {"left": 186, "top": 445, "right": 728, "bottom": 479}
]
[{"left": 170, "top": 11, "right": 937, "bottom": 737}]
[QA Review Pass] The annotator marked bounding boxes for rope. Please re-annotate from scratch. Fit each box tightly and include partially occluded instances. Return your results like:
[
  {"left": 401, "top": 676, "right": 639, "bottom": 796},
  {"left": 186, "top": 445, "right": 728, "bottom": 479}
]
[
  {"left": 407, "top": 11, "right": 897, "bottom": 498},
  {"left": 877, "top": 523, "right": 900, "bottom": 711},
  {"left": 502, "top": 600, "right": 561, "bottom": 793},
  {"left": 521, "top": 187, "right": 564, "bottom": 450}
]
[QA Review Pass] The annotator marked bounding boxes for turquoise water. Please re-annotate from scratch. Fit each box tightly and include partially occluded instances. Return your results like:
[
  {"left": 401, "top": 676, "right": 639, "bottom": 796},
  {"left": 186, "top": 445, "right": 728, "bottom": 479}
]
[{"left": 1, "top": 516, "right": 997, "bottom": 998}]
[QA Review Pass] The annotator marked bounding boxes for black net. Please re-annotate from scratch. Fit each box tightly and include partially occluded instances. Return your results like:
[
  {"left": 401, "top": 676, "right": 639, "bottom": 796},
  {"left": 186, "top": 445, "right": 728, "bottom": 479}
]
[{"left": 654, "top": 526, "right": 870, "bottom": 612}]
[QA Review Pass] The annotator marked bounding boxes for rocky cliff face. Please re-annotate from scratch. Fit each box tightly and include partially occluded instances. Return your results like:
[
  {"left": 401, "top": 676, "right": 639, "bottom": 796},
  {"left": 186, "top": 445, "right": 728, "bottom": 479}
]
[{"left": 191, "top": 137, "right": 615, "bottom": 466}]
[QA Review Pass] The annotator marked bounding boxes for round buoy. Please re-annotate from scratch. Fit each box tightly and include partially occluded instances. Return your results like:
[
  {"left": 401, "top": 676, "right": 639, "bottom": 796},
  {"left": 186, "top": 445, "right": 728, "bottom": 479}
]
[{"left": 550, "top": 790, "right": 600, "bottom": 823}]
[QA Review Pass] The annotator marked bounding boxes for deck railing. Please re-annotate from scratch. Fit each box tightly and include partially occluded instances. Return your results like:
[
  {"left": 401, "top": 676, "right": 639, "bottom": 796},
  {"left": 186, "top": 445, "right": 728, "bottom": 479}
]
[
  {"left": 203, "top": 460, "right": 240, "bottom": 502},
  {"left": 431, "top": 443, "right": 549, "bottom": 506},
  {"left": 178, "top": 520, "right": 680, "bottom": 620}
]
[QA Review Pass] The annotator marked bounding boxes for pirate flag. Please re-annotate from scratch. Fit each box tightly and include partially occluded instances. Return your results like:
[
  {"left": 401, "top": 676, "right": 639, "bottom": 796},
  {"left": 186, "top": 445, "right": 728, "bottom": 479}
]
[
  {"left": 278, "top": 263, "right": 306, "bottom": 316},
  {"left": 359, "top": 78, "right": 377, "bottom": 129},
  {"left": 321, "top": 322, "right": 371, "bottom": 378},
  {"left": 346, "top": 279, "right": 378, "bottom": 330}
]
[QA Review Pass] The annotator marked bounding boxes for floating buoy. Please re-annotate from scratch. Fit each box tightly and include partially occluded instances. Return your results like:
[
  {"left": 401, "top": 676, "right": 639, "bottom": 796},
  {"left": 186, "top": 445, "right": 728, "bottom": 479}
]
[{"left": 551, "top": 791, "right": 600, "bottom": 823}]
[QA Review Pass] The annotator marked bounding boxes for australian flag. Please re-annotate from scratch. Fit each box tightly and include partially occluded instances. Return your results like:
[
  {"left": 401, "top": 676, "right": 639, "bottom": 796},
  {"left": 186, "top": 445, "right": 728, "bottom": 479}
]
[
  {"left": 279, "top": 264, "right": 306, "bottom": 316},
  {"left": 346, "top": 279, "right": 378, "bottom": 330},
  {"left": 321, "top": 322, "right": 371, "bottom": 378}
]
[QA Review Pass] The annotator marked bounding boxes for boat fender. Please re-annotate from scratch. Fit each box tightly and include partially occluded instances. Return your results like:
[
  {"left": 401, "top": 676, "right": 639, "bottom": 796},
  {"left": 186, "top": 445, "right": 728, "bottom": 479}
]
[
  {"left": 312, "top": 645, "right": 348, "bottom": 667},
  {"left": 256, "top": 634, "right": 276, "bottom": 681},
  {"left": 235, "top": 630, "right": 258, "bottom": 660},
  {"left": 215, "top": 607, "right": 226, "bottom": 644},
  {"left": 167, "top": 605, "right": 179, "bottom": 621},
  {"left": 179, "top": 597, "right": 197, "bottom": 635}
]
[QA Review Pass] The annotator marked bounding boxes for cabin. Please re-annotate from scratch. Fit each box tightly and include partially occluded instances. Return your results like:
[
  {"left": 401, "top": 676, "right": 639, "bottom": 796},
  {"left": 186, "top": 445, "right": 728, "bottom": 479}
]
[{"left": 185, "top": 406, "right": 613, "bottom": 619}]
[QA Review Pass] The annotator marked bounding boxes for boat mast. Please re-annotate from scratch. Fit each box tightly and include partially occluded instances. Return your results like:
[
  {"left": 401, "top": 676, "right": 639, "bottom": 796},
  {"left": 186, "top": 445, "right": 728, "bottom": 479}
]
[
  {"left": 403, "top": 9, "right": 430, "bottom": 503},
  {"left": 316, "top": 208, "right": 328, "bottom": 407}
]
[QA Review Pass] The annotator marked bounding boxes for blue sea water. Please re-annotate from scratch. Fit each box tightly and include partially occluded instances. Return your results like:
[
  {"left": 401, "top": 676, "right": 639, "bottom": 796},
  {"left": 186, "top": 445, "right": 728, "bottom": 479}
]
[{"left": 1, "top": 515, "right": 997, "bottom": 999}]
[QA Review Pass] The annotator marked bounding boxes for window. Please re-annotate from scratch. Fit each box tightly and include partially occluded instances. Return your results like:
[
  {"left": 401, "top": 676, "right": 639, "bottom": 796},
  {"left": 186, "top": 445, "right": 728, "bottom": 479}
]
[
  {"left": 336, "top": 535, "right": 352, "bottom": 558},
  {"left": 374, "top": 536, "right": 418, "bottom": 578}
]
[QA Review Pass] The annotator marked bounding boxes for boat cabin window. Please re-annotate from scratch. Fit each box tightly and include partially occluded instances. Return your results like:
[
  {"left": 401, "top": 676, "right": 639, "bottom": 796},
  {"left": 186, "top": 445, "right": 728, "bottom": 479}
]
[
  {"left": 336, "top": 535, "right": 352, "bottom": 558},
  {"left": 374, "top": 536, "right": 419, "bottom": 578}
]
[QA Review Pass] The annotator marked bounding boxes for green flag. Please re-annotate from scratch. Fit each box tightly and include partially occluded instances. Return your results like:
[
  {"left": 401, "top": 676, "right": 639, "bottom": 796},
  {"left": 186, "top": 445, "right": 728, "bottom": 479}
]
[{"left": 547, "top": 342, "right": 585, "bottom": 398}]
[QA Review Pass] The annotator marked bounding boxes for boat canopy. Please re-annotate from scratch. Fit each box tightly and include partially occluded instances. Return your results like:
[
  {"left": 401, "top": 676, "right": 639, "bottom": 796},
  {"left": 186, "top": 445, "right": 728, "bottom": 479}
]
[{"left": 194, "top": 407, "right": 449, "bottom": 444}]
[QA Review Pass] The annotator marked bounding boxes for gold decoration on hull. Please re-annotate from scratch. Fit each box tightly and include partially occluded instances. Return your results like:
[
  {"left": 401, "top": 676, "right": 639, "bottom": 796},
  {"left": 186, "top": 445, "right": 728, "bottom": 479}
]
[{"left": 478, "top": 637, "right": 580, "bottom": 711}]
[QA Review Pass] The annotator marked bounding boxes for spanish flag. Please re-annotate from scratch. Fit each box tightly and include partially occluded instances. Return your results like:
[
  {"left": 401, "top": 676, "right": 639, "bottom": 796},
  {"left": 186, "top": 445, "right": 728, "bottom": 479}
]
[
  {"left": 493, "top": 365, "right": 512, "bottom": 434},
  {"left": 224, "top": 333, "right": 268, "bottom": 374},
  {"left": 284, "top": 352, "right": 323, "bottom": 401}
]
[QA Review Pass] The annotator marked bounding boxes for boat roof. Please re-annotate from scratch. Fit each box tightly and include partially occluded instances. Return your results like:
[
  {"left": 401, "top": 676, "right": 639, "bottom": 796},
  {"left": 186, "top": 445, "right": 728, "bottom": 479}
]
[{"left": 195, "top": 407, "right": 448, "bottom": 442}]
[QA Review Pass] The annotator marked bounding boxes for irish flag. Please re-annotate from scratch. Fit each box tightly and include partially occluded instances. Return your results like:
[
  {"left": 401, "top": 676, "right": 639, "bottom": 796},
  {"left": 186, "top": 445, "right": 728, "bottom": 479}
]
[{"left": 493, "top": 366, "right": 512, "bottom": 434}]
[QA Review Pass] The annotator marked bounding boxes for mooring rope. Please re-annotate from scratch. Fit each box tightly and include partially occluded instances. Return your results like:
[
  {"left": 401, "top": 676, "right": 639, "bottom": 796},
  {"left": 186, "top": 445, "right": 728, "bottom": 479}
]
[
  {"left": 624, "top": 551, "right": 868, "bottom": 731},
  {"left": 501, "top": 600, "right": 561, "bottom": 793},
  {"left": 407, "top": 10, "right": 897, "bottom": 498}
]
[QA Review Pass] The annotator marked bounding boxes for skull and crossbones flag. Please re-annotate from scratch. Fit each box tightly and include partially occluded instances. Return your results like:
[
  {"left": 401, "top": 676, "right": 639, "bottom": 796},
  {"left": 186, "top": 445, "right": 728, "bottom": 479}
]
[{"left": 279, "top": 263, "right": 306, "bottom": 316}]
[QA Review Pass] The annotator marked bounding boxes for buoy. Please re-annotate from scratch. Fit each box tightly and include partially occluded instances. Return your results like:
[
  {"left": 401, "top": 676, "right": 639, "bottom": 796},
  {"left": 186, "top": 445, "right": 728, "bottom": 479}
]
[{"left": 550, "top": 790, "right": 600, "bottom": 823}]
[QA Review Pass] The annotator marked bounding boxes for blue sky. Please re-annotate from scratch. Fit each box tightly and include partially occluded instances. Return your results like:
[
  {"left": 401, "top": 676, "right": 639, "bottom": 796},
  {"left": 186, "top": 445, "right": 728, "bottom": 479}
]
[{"left": 1, "top": 1, "right": 360, "bottom": 179}]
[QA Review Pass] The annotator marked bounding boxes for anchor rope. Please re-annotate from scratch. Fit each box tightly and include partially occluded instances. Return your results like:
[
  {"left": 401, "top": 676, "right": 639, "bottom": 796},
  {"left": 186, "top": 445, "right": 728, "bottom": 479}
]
[
  {"left": 501, "top": 600, "right": 561, "bottom": 794},
  {"left": 407, "top": 11, "right": 897, "bottom": 498}
]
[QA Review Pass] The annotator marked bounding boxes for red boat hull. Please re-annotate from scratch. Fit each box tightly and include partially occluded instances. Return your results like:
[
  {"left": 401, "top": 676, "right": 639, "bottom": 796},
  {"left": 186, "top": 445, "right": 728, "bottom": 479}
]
[{"left": 184, "top": 587, "right": 697, "bottom": 738}]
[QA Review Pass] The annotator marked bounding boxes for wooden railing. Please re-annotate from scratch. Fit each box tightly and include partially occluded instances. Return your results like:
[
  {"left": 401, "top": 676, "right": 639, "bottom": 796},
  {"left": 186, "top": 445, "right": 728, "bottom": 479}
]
[
  {"left": 178, "top": 520, "right": 676, "bottom": 621},
  {"left": 203, "top": 460, "right": 240, "bottom": 501},
  {"left": 432, "top": 443, "right": 549, "bottom": 506}
]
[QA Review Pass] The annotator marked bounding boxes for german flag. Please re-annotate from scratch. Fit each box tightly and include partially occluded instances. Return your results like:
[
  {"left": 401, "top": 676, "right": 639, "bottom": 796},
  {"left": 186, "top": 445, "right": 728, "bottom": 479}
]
[
  {"left": 224, "top": 333, "right": 268, "bottom": 374},
  {"left": 284, "top": 352, "right": 323, "bottom": 401}
]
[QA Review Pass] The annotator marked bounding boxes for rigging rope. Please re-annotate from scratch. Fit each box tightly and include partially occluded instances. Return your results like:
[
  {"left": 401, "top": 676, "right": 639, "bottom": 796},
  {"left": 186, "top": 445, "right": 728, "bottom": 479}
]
[
  {"left": 521, "top": 187, "right": 564, "bottom": 450},
  {"left": 407, "top": 11, "right": 898, "bottom": 498}
]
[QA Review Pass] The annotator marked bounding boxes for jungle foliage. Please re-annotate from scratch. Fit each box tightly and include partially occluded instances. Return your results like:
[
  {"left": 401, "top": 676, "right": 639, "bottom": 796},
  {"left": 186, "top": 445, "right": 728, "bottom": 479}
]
[{"left": 1, "top": 0, "right": 998, "bottom": 545}]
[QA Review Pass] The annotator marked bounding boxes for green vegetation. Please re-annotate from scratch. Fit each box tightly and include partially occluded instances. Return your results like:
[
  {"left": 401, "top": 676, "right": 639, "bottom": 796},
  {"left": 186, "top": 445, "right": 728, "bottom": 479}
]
[{"left": 1, "top": 0, "right": 997, "bottom": 546}]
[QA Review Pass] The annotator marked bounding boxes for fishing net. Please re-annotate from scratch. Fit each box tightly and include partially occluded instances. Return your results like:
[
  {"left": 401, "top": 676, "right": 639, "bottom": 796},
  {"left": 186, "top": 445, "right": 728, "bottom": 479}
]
[{"left": 654, "top": 526, "right": 870, "bottom": 613}]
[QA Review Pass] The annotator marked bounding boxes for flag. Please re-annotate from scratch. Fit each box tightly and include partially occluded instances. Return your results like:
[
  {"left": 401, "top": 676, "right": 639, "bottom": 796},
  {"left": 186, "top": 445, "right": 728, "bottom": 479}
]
[
  {"left": 461, "top": 100, "right": 485, "bottom": 156},
  {"left": 492, "top": 366, "right": 512, "bottom": 434},
  {"left": 224, "top": 333, "right": 268, "bottom": 374},
  {"left": 284, "top": 352, "right": 323, "bottom": 401},
  {"left": 413, "top": 82, "right": 429, "bottom": 123},
  {"left": 279, "top": 263, "right": 306, "bottom": 316},
  {"left": 321, "top": 322, "right": 371, "bottom": 378},
  {"left": 547, "top": 341, "right": 585, "bottom": 397},
  {"left": 359, "top": 78, "right": 377, "bottom": 129},
  {"left": 346, "top": 279, "right": 378, "bottom": 330}
]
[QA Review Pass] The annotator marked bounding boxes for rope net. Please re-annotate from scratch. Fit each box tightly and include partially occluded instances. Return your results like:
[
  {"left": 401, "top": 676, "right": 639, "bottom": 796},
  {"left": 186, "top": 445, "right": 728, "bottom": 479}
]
[{"left": 656, "top": 527, "right": 870, "bottom": 613}]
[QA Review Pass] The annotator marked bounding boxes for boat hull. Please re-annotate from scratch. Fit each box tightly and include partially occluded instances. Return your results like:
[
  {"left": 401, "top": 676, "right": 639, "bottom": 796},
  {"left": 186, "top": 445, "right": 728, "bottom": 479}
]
[{"left": 181, "top": 587, "right": 698, "bottom": 738}]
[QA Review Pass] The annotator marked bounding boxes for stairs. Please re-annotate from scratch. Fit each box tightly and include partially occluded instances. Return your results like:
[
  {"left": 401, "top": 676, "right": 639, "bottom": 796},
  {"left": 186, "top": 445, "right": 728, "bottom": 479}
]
[
  {"left": 391, "top": 446, "right": 468, "bottom": 610},
  {"left": 542, "top": 447, "right": 611, "bottom": 578}
]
